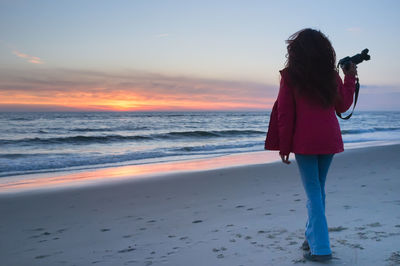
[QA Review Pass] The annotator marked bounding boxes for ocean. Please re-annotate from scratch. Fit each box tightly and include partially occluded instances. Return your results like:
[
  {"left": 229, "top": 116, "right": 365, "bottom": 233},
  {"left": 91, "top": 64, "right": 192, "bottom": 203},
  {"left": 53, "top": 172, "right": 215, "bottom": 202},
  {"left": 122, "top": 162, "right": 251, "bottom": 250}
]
[{"left": 1, "top": 111, "right": 400, "bottom": 178}]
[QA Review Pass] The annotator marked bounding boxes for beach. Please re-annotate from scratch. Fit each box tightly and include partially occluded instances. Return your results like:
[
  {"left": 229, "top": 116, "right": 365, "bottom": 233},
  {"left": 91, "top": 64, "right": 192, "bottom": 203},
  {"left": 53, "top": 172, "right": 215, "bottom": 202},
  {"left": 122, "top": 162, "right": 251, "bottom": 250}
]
[{"left": 1, "top": 144, "right": 400, "bottom": 265}]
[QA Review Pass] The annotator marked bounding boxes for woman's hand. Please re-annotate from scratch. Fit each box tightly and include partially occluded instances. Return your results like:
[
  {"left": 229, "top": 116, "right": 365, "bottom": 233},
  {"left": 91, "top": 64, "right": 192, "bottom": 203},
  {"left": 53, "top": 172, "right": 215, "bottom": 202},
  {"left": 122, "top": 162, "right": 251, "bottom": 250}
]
[
  {"left": 280, "top": 153, "right": 291, "bottom": 164},
  {"left": 342, "top": 62, "right": 358, "bottom": 77}
]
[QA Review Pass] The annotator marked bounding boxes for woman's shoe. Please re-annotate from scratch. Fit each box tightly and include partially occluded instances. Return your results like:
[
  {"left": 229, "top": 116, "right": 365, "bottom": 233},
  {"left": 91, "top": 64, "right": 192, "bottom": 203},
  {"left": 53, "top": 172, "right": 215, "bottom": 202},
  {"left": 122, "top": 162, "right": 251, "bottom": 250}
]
[
  {"left": 301, "top": 240, "right": 310, "bottom": 251},
  {"left": 303, "top": 251, "right": 332, "bottom": 262}
]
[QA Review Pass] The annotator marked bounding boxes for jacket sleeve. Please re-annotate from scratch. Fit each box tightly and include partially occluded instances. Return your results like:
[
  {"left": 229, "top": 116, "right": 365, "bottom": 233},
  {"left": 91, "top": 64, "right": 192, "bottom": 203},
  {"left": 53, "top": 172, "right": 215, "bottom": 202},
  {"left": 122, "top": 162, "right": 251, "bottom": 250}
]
[
  {"left": 277, "top": 73, "right": 295, "bottom": 156},
  {"left": 335, "top": 72, "right": 356, "bottom": 113}
]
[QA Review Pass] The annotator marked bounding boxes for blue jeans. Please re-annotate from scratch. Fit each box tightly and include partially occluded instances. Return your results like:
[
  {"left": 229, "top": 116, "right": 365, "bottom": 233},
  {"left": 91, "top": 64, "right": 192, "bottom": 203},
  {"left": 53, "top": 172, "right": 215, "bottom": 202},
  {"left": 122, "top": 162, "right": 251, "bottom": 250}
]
[{"left": 295, "top": 154, "right": 334, "bottom": 255}]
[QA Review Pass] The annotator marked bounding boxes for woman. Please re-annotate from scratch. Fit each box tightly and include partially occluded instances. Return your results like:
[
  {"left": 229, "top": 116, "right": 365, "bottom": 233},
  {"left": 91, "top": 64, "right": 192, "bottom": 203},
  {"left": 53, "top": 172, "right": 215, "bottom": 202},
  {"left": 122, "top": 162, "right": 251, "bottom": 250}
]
[{"left": 276, "top": 29, "right": 357, "bottom": 261}]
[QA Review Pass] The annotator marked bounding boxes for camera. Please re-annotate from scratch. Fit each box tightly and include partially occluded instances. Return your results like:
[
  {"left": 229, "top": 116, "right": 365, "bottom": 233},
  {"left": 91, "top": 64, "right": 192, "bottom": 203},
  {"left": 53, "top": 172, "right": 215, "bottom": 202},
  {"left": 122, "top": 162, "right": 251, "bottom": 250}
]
[{"left": 338, "top": 48, "right": 371, "bottom": 71}]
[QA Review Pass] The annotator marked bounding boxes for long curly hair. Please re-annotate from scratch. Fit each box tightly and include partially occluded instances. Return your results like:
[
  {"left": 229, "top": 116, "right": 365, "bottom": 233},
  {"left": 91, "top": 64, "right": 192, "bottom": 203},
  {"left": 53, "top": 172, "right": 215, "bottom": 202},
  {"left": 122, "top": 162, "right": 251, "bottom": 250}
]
[{"left": 285, "top": 28, "right": 338, "bottom": 107}]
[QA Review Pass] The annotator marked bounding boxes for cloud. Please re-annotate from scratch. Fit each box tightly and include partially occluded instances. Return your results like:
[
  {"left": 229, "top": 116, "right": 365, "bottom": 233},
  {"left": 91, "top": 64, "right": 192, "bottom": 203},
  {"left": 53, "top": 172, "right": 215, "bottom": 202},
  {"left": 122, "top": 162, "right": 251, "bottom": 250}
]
[
  {"left": 12, "top": 50, "right": 44, "bottom": 64},
  {"left": 0, "top": 67, "right": 277, "bottom": 111},
  {"left": 1, "top": 67, "right": 399, "bottom": 111}
]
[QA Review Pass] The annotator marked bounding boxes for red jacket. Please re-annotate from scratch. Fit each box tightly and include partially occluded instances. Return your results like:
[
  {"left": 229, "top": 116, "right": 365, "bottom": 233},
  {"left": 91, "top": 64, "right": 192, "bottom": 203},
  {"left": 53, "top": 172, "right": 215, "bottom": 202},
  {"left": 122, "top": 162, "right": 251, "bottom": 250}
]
[{"left": 277, "top": 69, "right": 356, "bottom": 155}]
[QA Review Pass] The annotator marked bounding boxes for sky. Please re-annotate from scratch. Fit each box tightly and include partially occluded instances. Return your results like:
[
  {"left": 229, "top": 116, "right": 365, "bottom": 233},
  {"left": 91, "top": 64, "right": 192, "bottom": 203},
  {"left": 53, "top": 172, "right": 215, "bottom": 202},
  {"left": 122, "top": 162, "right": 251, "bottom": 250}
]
[{"left": 1, "top": 0, "right": 399, "bottom": 111}]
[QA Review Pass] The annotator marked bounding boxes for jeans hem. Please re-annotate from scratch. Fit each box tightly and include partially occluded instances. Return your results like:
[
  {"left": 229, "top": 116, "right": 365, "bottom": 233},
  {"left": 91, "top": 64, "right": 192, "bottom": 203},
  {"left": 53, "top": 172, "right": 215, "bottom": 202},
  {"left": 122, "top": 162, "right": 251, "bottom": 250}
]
[{"left": 311, "top": 248, "right": 332, "bottom": 255}]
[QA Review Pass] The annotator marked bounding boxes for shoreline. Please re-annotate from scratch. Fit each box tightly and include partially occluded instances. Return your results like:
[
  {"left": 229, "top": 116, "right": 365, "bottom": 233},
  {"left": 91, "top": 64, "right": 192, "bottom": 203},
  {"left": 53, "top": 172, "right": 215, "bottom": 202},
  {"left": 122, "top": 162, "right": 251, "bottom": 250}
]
[
  {"left": 0, "top": 144, "right": 399, "bottom": 265},
  {"left": 1, "top": 140, "right": 399, "bottom": 194}
]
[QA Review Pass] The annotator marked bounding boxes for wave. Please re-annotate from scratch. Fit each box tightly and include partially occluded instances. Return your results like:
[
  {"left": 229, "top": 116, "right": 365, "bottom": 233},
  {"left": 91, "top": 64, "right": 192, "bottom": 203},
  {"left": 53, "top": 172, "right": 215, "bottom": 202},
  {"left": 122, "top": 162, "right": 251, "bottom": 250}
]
[
  {"left": 0, "top": 140, "right": 264, "bottom": 177},
  {"left": 159, "top": 130, "right": 265, "bottom": 139},
  {"left": 70, "top": 128, "right": 115, "bottom": 132},
  {"left": 9, "top": 117, "right": 35, "bottom": 121},
  {"left": 0, "top": 130, "right": 265, "bottom": 146},
  {"left": 341, "top": 127, "right": 400, "bottom": 135},
  {"left": 70, "top": 126, "right": 149, "bottom": 132},
  {"left": 0, "top": 153, "right": 30, "bottom": 159},
  {"left": 0, "top": 135, "right": 153, "bottom": 145},
  {"left": 173, "top": 142, "right": 261, "bottom": 152},
  {"left": 0, "top": 151, "right": 165, "bottom": 176}
]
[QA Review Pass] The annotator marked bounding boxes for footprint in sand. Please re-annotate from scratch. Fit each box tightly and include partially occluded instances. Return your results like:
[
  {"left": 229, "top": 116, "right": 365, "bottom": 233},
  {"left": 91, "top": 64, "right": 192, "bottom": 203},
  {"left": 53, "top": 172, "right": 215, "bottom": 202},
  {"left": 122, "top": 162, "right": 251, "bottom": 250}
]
[
  {"left": 212, "top": 247, "right": 227, "bottom": 252},
  {"left": 292, "top": 258, "right": 307, "bottom": 264},
  {"left": 367, "top": 222, "right": 382, "bottom": 227},
  {"left": 34, "top": 251, "right": 63, "bottom": 260},
  {"left": 29, "top": 231, "right": 51, "bottom": 239},
  {"left": 357, "top": 232, "right": 368, "bottom": 239},
  {"left": 118, "top": 246, "right": 136, "bottom": 253},
  {"left": 212, "top": 247, "right": 227, "bottom": 259},
  {"left": 336, "top": 239, "right": 364, "bottom": 250},
  {"left": 31, "top": 228, "right": 45, "bottom": 232},
  {"left": 328, "top": 226, "right": 348, "bottom": 232},
  {"left": 386, "top": 252, "right": 400, "bottom": 265}
]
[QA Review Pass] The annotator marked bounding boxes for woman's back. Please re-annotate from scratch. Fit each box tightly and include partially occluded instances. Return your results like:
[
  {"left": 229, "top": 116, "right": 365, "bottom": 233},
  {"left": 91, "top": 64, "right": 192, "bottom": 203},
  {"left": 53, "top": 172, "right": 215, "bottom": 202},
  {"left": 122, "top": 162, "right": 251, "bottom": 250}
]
[{"left": 278, "top": 69, "right": 356, "bottom": 155}]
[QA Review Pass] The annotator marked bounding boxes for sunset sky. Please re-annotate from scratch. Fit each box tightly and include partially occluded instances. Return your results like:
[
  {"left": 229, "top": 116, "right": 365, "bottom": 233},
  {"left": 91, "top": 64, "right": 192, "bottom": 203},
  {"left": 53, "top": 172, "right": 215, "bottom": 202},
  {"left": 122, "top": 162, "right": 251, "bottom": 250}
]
[{"left": 1, "top": 0, "right": 399, "bottom": 111}]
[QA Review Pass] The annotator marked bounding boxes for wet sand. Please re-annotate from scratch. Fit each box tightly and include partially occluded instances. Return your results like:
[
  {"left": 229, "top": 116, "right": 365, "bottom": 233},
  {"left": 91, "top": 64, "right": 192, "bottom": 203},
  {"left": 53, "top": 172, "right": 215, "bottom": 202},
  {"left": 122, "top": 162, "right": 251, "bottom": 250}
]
[{"left": 0, "top": 144, "right": 399, "bottom": 265}]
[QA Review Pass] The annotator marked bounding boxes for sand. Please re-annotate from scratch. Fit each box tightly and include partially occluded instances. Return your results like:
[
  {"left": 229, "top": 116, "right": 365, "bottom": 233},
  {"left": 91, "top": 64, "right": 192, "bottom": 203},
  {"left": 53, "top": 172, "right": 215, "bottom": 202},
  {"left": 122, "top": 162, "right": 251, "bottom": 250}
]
[{"left": 0, "top": 144, "right": 399, "bottom": 265}]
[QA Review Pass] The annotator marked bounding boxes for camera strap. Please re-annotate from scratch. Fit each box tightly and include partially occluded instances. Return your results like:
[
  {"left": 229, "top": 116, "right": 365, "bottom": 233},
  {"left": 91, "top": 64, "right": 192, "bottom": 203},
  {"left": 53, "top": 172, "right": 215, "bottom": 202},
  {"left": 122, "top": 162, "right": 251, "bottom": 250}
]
[{"left": 336, "top": 77, "right": 360, "bottom": 120}]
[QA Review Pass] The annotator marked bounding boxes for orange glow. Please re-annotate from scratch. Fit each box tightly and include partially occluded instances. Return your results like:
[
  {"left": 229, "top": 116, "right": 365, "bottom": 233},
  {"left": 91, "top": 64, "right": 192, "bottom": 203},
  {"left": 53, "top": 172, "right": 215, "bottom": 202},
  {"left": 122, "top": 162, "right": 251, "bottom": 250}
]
[
  {"left": 0, "top": 69, "right": 276, "bottom": 111},
  {"left": 0, "top": 88, "right": 274, "bottom": 111}
]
